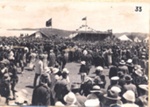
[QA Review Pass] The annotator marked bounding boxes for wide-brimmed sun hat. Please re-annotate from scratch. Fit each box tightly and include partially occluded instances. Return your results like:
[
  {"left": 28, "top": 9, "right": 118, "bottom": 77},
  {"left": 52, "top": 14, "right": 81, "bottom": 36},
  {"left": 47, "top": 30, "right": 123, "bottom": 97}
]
[
  {"left": 81, "top": 61, "right": 86, "bottom": 65},
  {"left": 64, "top": 92, "right": 77, "bottom": 105},
  {"left": 104, "top": 89, "right": 121, "bottom": 100},
  {"left": 84, "top": 98, "right": 100, "bottom": 107},
  {"left": 110, "top": 86, "right": 121, "bottom": 94},
  {"left": 134, "top": 69, "right": 143, "bottom": 77},
  {"left": 96, "top": 66, "right": 103, "bottom": 71},
  {"left": 119, "top": 60, "right": 126, "bottom": 65},
  {"left": 90, "top": 85, "right": 103, "bottom": 93},
  {"left": 138, "top": 84, "right": 148, "bottom": 91},
  {"left": 123, "top": 90, "right": 135, "bottom": 102}
]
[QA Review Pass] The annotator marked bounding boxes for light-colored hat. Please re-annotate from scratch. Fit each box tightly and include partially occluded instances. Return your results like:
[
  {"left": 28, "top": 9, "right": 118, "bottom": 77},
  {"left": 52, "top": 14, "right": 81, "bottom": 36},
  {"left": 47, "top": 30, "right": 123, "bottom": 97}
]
[
  {"left": 134, "top": 65, "right": 142, "bottom": 70},
  {"left": 123, "top": 90, "right": 135, "bottom": 102},
  {"left": 104, "top": 89, "right": 121, "bottom": 100},
  {"left": 52, "top": 68, "right": 59, "bottom": 74},
  {"left": 81, "top": 61, "right": 86, "bottom": 65},
  {"left": 64, "top": 92, "right": 77, "bottom": 105},
  {"left": 139, "top": 84, "right": 148, "bottom": 91},
  {"left": 62, "top": 68, "right": 69, "bottom": 74},
  {"left": 84, "top": 98, "right": 100, "bottom": 107},
  {"left": 111, "top": 76, "right": 119, "bottom": 81},
  {"left": 126, "top": 59, "right": 132, "bottom": 63},
  {"left": 55, "top": 101, "right": 65, "bottom": 106},
  {"left": 96, "top": 66, "right": 103, "bottom": 71},
  {"left": 111, "top": 86, "right": 121, "bottom": 94},
  {"left": 90, "top": 85, "right": 102, "bottom": 93},
  {"left": 119, "top": 60, "right": 126, "bottom": 65},
  {"left": 135, "top": 69, "right": 143, "bottom": 77}
]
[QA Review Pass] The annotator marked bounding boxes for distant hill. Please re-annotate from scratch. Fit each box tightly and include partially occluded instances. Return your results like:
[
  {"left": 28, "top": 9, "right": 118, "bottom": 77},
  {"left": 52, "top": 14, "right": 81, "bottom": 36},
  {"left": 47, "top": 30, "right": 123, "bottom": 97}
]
[
  {"left": 114, "top": 32, "right": 148, "bottom": 40},
  {"left": 39, "top": 28, "right": 74, "bottom": 38}
]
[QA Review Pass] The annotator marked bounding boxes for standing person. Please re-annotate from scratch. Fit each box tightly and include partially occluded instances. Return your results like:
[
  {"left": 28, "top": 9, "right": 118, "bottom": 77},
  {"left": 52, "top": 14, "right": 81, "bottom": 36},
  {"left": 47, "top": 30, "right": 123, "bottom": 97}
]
[
  {"left": 0, "top": 73, "right": 11, "bottom": 105},
  {"left": 9, "top": 62, "right": 18, "bottom": 100},
  {"left": 78, "top": 61, "right": 89, "bottom": 83},
  {"left": 48, "top": 49, "right": 56, "bottom": 67},
  {"left": 33, "top": 55, "right": 44, "bottom": 87},
  {"left": 32, "top": 73, "right": 54, "bottom": 106}
]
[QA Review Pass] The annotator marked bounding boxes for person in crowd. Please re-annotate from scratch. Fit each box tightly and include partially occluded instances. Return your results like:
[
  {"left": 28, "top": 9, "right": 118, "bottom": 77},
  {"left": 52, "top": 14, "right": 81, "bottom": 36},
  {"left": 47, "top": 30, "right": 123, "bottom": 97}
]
[
  {"left": 103, "top": 88, "right": 122, "bottom": 107},
  {"left": 107, "top": 76, "right": 121, "bottom": 91},
  {"left": 9, "top": 62, "right": 18, "bottom": 100},
  {"left": 135, "top": 84, "right": 148, "bottom": 107},
  {"left": 80, "top": 76, "right": 93, "bottom": 96},
  {"left": 123, "top": 75, "right": 138, "bottom": 97},
  {"left": 118, "top": 60, "right": 129, "bottom": 74},
  {"left": 33, "top": 55, "right": 44, "bottom": 87},
  {"left": 48, "top": 49, "right": 56, "bottom": 67},
  {"left": 32, "top": 73, "right": 54, "bottom": 106},
  {"left": 79, "top": 61, "right": 89, "bottom": 83},
  {"left": 71, "top": 83, "right": 87, "bottom": 107},
  {"left": 0, "top": 73, "right": 11, "bottom": 105},
  {"left": 54, "top": 70, "right": 70, "bottom": 103},
  {"left": 93, "top": 66, "right": 106, "bottom": 88}
]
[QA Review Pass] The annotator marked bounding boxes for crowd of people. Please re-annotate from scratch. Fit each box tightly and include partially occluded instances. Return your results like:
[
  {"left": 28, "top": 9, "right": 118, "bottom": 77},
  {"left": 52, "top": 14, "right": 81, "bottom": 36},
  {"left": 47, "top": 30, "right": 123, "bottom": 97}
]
[{"left": 0, "top": 36, "right": 148, "bottom": 107}]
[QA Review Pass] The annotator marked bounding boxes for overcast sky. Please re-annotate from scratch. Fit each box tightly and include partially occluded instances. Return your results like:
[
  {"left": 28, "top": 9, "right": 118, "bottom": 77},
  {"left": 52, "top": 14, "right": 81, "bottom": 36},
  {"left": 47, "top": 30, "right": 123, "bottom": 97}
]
[{"left": 0, "top": 0, "right": 149, "bottom": 36}]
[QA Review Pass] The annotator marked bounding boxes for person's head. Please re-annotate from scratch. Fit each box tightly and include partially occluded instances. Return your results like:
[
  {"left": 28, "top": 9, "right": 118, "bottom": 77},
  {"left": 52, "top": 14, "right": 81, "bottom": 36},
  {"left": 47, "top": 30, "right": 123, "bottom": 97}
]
[
  {"left": 138, "top": 84, "right": 148, "bottom": 95},
  {"left": 39, "top": 73, "right": 49, "bottom": 85},
  {"left": 125, "top": 75, "right": 132, "bottom": 84},
  {"left": 95, "top": 66, "right": 103, "bottom": 75},
  {"left": 64, "top": 91, "right": 77, "bottom": 106},
  {"left": 110, "top": 76, "right": 119, "bottom": 85},
  {"left": 62, "top": 68, "right": 69, "bottom": 79}
]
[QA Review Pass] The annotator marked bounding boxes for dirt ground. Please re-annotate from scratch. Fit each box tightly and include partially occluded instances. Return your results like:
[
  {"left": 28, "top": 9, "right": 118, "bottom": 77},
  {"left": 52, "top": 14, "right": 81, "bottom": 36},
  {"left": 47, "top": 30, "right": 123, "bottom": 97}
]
[{"left": 0, "top": 62, "right": 110, "bottom": 105}]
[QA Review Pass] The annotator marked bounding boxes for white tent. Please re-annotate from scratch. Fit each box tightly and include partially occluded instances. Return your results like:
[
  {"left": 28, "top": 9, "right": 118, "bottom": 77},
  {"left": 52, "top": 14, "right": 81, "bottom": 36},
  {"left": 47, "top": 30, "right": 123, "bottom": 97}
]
[
  {"left": 134, "top": 37, "right": 141, "bottom": 42},
  {"left": 118, "top": 35, "right": 132, "bottom": 41}
]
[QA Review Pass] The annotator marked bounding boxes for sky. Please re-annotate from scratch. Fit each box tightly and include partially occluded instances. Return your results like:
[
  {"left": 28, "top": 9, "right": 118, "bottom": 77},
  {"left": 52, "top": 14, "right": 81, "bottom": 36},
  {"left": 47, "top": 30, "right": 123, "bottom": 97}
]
[{"left": 0, "top": 0, "right": 149, "bottom": 36}]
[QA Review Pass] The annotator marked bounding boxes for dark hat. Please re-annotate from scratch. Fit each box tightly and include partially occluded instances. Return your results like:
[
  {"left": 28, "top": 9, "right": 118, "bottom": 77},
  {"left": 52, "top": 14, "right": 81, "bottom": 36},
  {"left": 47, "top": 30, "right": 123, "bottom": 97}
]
[
  {"left": 71, "top": 83, "right": 80, "bottom": 90},
  {"left": 125, "top": 75, "right": 132, "bottom": 81}
]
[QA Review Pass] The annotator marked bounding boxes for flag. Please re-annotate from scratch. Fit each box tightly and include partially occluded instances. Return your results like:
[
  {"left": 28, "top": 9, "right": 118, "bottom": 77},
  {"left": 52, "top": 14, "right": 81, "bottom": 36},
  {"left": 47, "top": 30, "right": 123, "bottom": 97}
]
[
  {"left": 82, "top": 17, "right": 87, "bottom": 21},
  {"left": 46, "top": 18, "right": 52, "bottom": 27}
]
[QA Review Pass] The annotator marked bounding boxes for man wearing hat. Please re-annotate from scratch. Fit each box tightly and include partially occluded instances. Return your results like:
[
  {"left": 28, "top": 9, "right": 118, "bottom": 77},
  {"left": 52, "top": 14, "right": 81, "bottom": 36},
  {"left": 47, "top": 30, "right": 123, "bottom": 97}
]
[
  {"left": 32, "top": 73, "right": 54, "bottom": 106},
  {"left": 135, "top": 84, "right": 148, "bottom": 107},
  {"left": 103, "top": 88, "right": 122, "bottom": 107},
  {"left": 126, "top": 59, "right": 134, "bottom": 74},
  {"left": 123, "top": 75, "right": 138, "bottom": 97},
  {"left": 70, "top": 83, "right": 87, "bottom": 107},
  {"left": 94, "top": 66, "right": 106, "bottom": 88},
  {"left": 118, "top": 60, "right": 129, "bottom": 74},
  {"left": 122, "top": 90, "right": 139, "bottom": 107},
  {"left": 107, "top": 76, "right": 121, "bottom": 91},
  {"left": 54, "top": 70, "right": 71, "bottom": 104}
]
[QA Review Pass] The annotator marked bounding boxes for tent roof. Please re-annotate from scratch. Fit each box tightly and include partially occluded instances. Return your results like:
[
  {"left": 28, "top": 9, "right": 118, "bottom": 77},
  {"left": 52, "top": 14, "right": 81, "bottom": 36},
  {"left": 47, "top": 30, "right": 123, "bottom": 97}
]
[{"left": 118, "top": 35, "right": 132, "bottom": 41}]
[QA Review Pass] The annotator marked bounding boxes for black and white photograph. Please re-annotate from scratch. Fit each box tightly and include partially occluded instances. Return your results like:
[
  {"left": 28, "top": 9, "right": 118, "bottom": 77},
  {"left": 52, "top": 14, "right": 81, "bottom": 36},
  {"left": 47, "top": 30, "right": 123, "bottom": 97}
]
[{"left": 0, "top": 0, "right": 149, "bottom": 107}]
